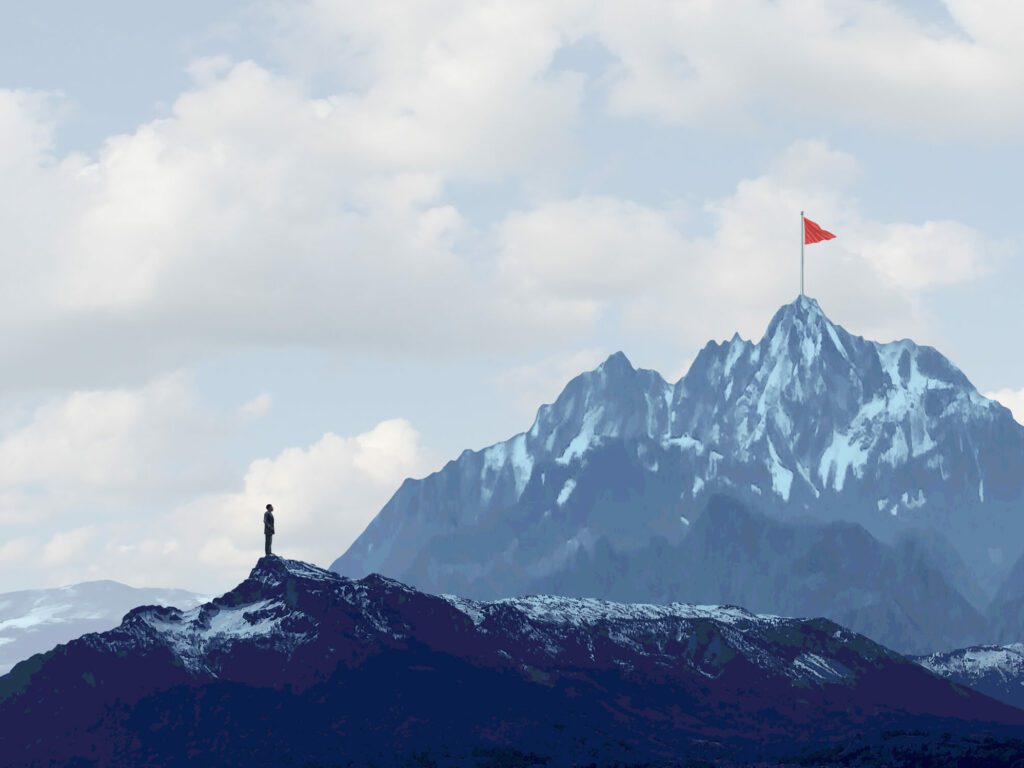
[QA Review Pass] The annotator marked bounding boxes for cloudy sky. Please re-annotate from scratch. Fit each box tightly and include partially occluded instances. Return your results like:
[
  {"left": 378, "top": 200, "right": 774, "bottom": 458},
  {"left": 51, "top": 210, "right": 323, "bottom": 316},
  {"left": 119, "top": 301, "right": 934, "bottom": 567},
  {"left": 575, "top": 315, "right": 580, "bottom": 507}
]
[{"left": 2, "top": 0, "right": 1022, "bottom": 593}]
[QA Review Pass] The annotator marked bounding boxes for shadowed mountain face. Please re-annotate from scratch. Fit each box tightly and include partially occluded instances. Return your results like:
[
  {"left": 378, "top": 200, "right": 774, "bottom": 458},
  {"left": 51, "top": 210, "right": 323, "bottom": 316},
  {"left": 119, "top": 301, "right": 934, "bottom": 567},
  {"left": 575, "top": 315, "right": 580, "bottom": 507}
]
[
  {"left": 989, "top": 550, "right": 1024, "bottom": 643},
  {"left": 333, "top": 297, "right": 1024, "bottom": 650},
  {"left": 526, "top": 495, "right": 991, "bottom": 655},
  {"left": 0, "top": 581, "right": 204, "bottom": 675},
  {"left": 1, "top": 557, "right": 1022, "bottom": 767}
]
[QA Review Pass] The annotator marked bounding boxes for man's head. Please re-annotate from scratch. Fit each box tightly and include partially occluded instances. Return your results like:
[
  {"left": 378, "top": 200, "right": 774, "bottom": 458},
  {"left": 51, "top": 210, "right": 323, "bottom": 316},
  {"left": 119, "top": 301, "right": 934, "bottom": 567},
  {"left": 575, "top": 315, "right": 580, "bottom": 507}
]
[{"left": 266, "top": 503, "right": 273, "bottom": 512}]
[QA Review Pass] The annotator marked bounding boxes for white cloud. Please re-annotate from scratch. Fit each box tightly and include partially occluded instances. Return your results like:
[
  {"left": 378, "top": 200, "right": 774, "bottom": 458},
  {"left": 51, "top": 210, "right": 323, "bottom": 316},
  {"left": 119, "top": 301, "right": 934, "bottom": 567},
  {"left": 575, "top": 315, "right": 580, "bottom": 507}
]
[
  {"left": 0, "top": 373, "right": 226, "bottom": 505},
  {"left": 0, "top": 0, "right": 1018, "bottom": 598},
  {"left": 852, "top": 220, "right": 989, "bottom": 292},
  {"left": 0, "top": 379, "right": 438, "bottom": 591},
  {"left": 165, "top": 418, "right": 436, "bottom": 589},
  {"left": 496, "top": 140, "right": 995, "bottom": 348},
  {"left": 0, "top": 538, "right": 34, "bottom": 567},
  {"left": 272, "top": 0, "right": 1024, "bottom": 141},
  {"left": 496, "top": 348, "right": 609, "bottom": 418},
  {"left": 41, "top": 528, "right": 96, "bottom": 567},
  {"left": 985, "top": 388, "right": 1024, "bottom": 425},
  {"left": 0, "top": 374, "right": 239, "bottom": 588},
  {"left": 499, "top": 197, "right": 687, "bottom": 302},
  {"left": 239, "top": 392, "right": 273, "bottom": 421},
  {"left": 0, "top": 49, "right": 578, "bottom": 388},
  {"left": 264, "top": 0, "right": 587, "bottom": 179},
  {"left": 0, "top": 2, "right": 1016, "bottom": 392},
  {"left": 590, "top": 0, "right": 1024, "bottom": 137}
]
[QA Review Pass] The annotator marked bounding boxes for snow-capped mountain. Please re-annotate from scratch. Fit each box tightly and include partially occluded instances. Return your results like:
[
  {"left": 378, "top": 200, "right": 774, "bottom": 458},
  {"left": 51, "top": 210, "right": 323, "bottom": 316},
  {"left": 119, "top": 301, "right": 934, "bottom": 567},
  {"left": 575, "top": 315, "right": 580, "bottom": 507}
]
[
  {"left": 2, "top": 556, "right": 1022, "bottom": 767},
  {"left": 917, "top": 644, "right": 1024, "bottom": 710},
  {"left": 334, "top": 296, "right": 1024, "bottom": 609},
  {"left": 0, "top": 580, "right": 204, "bottom": 675}
]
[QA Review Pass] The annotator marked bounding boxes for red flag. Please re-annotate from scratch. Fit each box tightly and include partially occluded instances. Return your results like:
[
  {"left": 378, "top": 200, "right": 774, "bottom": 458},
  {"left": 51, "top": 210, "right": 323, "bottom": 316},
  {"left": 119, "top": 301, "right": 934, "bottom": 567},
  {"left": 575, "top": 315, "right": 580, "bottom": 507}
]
[{"left": 804, "top": 216, "right": 836, "bottom": 245}]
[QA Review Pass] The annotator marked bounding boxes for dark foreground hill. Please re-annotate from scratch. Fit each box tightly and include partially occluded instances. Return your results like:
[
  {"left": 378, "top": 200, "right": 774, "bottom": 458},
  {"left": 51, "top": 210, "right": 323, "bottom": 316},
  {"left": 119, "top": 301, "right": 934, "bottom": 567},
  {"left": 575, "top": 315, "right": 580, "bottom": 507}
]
[
  {"left": 917, "top": 643, "right": 1024, "bottom": 710},
  {"left": 2, "top": 557, "right": 1023, "bottom": 767}
]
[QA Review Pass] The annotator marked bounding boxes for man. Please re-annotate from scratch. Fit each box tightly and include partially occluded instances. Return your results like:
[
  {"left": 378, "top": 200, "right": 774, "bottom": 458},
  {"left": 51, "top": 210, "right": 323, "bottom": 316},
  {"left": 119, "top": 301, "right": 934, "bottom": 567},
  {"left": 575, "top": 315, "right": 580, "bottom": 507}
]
[{"left": 263, "top": 503, "right": 275, "bottom": 556}]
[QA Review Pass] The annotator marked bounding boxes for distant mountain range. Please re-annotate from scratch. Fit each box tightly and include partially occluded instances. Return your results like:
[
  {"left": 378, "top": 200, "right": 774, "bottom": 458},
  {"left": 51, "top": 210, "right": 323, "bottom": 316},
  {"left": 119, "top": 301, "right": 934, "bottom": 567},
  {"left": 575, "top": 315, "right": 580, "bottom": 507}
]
[
  {"left": 0, "top": 580, "right": 204, "bottom": 675},
  {"left": 917, "top": 643, "right": 1024, "bottom": 710},
  {"left": 3, "top": 556, "right": 1022, "bottom": 767},
  {"left": 333, "top": 296, "right": 1024, "bottom": 653}
]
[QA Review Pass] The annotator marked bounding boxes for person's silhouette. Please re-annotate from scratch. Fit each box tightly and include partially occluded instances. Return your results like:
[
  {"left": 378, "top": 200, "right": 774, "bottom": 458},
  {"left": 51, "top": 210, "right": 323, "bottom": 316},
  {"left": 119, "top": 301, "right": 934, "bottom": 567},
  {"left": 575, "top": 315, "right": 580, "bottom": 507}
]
[{"left": 263, "top": 503, "right": 275, "bottom": 556}]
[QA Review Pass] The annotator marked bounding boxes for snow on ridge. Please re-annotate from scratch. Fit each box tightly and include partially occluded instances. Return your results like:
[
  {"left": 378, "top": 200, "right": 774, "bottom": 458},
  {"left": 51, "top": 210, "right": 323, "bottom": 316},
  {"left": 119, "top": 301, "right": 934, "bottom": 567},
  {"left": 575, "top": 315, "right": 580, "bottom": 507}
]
[
  {"left": 493, "top": 594, "right": 767, "bottom": 627},
  {"left": 248, "top": 557, "right": 340, "bottom": 587},
  {"left": 557, "top": 406, "right": 605, "bottom": 465},
  {"left": 792, "top": 652, "right": 852, "bottom": 683},
  {"left": 276, "top": 559, "right": 339, "bottom": 582},
  {"left": 126, "top": 598, "right": 288, "bottom": 670},
  {"left": 481, "top": 433, "right": 535, "bottom": 503},
  {"left": 918, "top": 644, "right": 1024, "bottom": 681},
  {"left": 440, "top": 592, "right": 774, "bottom": 629},
  {"left": 0, "top": 603, "right": 73, "bottom": 632},
  {"left": 767, "top": 437, "right": 794, "bottom": 501},
  {"left": 441, "top": 595, "right": 487, "bottom": 626}
]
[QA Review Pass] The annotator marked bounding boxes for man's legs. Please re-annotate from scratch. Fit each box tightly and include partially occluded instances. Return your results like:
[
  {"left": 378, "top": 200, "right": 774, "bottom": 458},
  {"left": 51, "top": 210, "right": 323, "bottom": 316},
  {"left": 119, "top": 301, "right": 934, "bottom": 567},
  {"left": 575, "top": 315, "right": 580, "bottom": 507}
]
[{"left": 265, "top": 533, "right": 272, "bottom": 556}]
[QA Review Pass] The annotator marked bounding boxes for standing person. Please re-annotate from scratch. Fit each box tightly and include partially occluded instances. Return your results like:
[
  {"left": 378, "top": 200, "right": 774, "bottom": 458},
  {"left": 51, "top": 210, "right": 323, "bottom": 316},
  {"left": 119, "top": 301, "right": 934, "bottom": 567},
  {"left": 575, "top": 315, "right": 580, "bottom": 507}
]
[{"left": 264, "top": 503, "right": 275, "bottom": 556}]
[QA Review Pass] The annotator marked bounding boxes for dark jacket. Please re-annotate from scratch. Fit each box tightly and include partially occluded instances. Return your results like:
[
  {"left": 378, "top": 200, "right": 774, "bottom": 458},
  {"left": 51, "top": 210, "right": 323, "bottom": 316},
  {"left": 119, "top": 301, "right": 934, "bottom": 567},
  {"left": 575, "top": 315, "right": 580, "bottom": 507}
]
[{"left": 264, "top": 510, "right": 275, "bottom": 535}]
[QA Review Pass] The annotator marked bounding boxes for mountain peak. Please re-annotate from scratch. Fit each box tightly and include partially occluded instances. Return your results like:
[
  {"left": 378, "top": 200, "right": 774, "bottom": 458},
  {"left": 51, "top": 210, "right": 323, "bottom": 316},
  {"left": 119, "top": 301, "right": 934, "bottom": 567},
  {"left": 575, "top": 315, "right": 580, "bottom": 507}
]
[
  {"left": 763, "top": 294, "right": 832, "bottom": 342},
  {"left": 248, "top": 555, "right": 339, "bottom": 587},
  {"left": 597, "top": 350, "right": 635, "bottom": 375},
  {"left": 336, "top": 289, "right": 1024, "bottom": 607},
  {"left": 789, "top": 293, "right": 826, "bottom": 315}
]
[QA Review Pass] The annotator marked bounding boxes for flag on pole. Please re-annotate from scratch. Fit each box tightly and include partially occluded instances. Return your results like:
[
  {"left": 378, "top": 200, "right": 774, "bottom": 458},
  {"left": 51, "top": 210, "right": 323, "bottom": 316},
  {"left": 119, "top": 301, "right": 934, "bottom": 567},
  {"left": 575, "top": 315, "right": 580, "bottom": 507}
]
[
  {"left": 803, "top": 216, "right": 836, "bottom": 245},
  {"left": 800, "top": 213, "right": 835, "bottom": 296}
]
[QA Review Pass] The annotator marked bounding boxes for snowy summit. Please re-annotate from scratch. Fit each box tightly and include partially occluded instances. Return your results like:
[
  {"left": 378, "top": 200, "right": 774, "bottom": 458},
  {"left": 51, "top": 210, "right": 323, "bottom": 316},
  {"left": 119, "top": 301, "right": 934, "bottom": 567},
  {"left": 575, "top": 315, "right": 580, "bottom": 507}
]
[{"left": 335, "top": 297, "right": 1024, "bottom": 611}]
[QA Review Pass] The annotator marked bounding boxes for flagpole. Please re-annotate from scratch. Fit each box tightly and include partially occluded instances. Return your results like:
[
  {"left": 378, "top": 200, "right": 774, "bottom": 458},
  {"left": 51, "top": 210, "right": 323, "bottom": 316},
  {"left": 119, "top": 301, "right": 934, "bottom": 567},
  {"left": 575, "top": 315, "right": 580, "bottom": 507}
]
[{"left": 800, "top": 210, "right": 805, "bottom": 297}]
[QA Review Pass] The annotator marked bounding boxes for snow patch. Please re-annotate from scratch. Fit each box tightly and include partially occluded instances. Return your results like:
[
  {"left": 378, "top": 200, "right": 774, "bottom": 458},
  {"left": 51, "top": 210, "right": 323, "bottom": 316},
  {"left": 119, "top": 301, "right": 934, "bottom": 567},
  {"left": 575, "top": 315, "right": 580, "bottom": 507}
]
[
  {"left": 792, "top": 652, "right": 850, "bottom": 683},
  {"left": 557, "top": 407, "right": 605, "bottom": 465},
  {"left": 918, "top": 644, "right": 1024, "bottom": 683},
  {"left": 496, "top": 594, "right": 765, "bottom": 628},
  {"left": 767, "top": 438, "right": 793, "bottom": 501},
  {"left": 480, "top": 433, "right": 534, "bottom": 502},
  {"left": 818, "top": 431, "right": 868, "bottom": 492},
  {"left": 556, "top": 479, "right": 576, "bottom": 507}
]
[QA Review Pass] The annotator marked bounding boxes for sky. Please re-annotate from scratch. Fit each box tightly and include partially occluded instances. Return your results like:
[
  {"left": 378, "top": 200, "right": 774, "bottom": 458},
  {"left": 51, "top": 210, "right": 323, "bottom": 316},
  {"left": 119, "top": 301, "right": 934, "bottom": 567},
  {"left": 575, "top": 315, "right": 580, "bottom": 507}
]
[{"left": 1, "top": 0, "right": 1023, "bottom": 593}]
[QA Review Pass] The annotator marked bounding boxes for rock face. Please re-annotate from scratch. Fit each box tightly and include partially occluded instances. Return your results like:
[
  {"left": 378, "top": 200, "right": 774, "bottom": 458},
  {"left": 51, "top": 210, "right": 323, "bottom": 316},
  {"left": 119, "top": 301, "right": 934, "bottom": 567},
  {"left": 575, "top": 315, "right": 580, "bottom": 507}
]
[
  {"left": 333, "top": 297, "right": 1024, "bottom": 633},
  {"left": 989, "top": 549, "right": 1024, "bottom": 643},
  {"left": 917, "top": 644, "right": 1024, "bottom": 710},
  {"left": 0, "top": 580, "right": 204, "bottom": 675},
  {"left": 524, "top": 495, "right": 990, "bottom": 655},
  {"left": 1, "top": 557, "right": 1022, "bottom": 767}
]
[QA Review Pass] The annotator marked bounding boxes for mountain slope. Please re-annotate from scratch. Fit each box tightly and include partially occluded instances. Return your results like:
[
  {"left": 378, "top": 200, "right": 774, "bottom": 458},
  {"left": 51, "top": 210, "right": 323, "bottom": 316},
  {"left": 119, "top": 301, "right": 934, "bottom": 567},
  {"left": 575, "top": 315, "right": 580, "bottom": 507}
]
[
  {"left": 333, "top": 297, "right": 1024, "bottom": 628},
  {"left": 989, "top": 548, "right": 1024, "bottom": 643},
  {"left": 2, "top": 556, "right": 1022, "bottom": 767},
  {"left": 917, "top": 644, "right": 1024, "bottom": 710},
  {"left": 0, "top": 580, "right": 204, "bottom": 675},
  {"left": 527, "top": 495, "right": 989, "bottom": 654}
]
